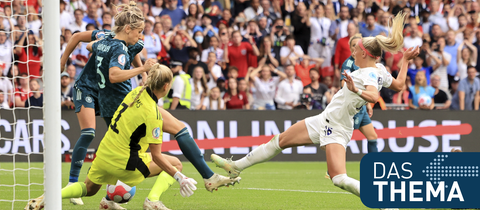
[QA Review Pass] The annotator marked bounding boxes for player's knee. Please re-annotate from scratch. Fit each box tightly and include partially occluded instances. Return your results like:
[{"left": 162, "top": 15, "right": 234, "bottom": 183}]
[
  {"left": 85, "top": 184, "right": 101, "bottom": 197},
  {"left": 331, "top": 174, "right": 348, "bottom": 188},
  {"left": 368, "top": 132, "right": 378, "bottom": 140}
]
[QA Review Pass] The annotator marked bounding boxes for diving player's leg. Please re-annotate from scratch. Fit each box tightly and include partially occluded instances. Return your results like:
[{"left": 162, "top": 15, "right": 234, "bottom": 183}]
[
  {"left": 158, "top": 107, "right": 214, "bottom": 179},
  {"left": 212, "top": 120, "right": 313, "bottom": 178},
  {"left": 358, "top": 123, "right": 378, "bottom": 153},
  {"left": 326, "top": 143, "right": 360, "bottom": 197},
  {"left": 145, "top": 153, "right": 180, "bottom": 208}
]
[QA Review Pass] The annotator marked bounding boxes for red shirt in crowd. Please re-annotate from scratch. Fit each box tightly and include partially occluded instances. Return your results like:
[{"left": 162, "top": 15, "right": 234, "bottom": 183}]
[
  {"left": 334, "top": 36, "right": 351, "bottom": 68},
  {"left": 228, "top": 42, "right": 254, "bottom": 78},
  {"left": 15, "top": 87, "right": 32, "bottom": 102},
  {"left": 295, "top": 64, "right": 316, "bottom": 86},
  {"left": 224, "top": 91, "right": 248, "bottom": 109},
  {"left": 384, "top": 49, "right": 404, "bottom": 72},
  {"left": 16, "top": 47, "right": 43, "bottom": 79}
]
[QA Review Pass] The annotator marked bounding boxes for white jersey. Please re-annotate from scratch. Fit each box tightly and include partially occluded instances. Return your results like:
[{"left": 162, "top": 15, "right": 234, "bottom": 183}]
[{"left": 323, "top": 63, "right": 393, "bottom": 130}]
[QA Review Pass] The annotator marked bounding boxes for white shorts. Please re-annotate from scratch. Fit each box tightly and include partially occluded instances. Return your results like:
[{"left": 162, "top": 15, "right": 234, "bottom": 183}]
[{"left": 304, "top": 113, "right": 353, "bottom": 150}]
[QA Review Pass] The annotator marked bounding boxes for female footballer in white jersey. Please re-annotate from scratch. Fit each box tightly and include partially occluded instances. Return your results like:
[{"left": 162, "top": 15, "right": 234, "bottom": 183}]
[{"left": 212, "top": 12, "right": 419, "bottom": 198}]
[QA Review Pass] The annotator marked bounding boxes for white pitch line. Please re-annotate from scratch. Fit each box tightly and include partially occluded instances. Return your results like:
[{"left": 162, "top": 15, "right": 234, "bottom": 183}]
[{"left": 234, "top": 187, "right": 351, "bottom": 194}]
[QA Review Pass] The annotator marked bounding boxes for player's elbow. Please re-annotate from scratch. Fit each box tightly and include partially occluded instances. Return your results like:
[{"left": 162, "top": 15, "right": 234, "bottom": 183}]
[{"left": 366, "top": 95, "right": 379, "bottom": 104}]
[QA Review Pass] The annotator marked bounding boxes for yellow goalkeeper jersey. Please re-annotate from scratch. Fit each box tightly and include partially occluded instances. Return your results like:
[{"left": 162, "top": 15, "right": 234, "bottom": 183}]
[{"left": 96, "top": 86, "right": 163, "bottom": 178}]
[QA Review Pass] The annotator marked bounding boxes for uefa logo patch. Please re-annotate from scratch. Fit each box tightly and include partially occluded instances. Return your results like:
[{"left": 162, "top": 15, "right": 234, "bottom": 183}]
[
  {"left": 360, "top": 153, "right": 480, "bottom": 209},
  {"left": 118, "top": 54, "right": 126, "bottom": 66},
  {"left": 96, "top": 31, "right": 105, "bottom": 40},
  {"left": 152, "top": 127, "right": 160, "bottom": 139}
]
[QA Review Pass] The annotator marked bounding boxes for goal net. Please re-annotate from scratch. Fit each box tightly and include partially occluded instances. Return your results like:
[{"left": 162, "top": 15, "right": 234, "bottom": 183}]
[{"left": 0, "top": 0, "right": 61, "bottom": 209}]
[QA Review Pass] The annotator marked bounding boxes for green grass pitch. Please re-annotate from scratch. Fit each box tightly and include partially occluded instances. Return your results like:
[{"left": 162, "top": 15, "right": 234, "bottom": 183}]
[{"left": 0, "top": 161, "right": 450, "bottom": 210}]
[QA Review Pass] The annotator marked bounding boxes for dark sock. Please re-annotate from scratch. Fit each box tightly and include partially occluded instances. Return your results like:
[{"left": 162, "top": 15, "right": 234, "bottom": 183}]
[
  {"left": 175, "top": 127, "right": 214, "bottom": 179},
  {"left": 69, "top": 128, "right": 95, "bottom": 183},
  {"left": 367, "top": 140, "right": 378, "bottom": 153}
]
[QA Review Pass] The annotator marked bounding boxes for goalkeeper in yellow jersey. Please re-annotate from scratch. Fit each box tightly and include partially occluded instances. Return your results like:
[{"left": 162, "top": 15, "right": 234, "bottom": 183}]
[{"left": 26, "top": 64, "right": 198, "bottom": 210}]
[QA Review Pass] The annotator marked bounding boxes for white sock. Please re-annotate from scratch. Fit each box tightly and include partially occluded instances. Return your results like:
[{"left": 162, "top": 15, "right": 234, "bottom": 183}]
[
  {"left": 331, "top": 174, "right": 360, "bottom": 197},
  {"left": 235, "top": 135, "right": 282, "bottom": 170}
]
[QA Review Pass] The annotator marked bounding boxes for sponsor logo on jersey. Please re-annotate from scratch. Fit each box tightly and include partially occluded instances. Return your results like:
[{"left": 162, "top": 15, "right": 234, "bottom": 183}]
[
  {"left": 96, "top": 32, "right": 106, "bottom": 40},
  {"left": 118, "top": 54, "right": 126, "bottom": 66},
  {"left": 152, "top": 127, "right": 161, "bottom": 139}
]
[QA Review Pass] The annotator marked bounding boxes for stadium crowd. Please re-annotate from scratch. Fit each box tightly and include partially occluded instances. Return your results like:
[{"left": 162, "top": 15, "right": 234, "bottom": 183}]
[{"left": 0, "top": 0, "right": 479, "bottom": 110}]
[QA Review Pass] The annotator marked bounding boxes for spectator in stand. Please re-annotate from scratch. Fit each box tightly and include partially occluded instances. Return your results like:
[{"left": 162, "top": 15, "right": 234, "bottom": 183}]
[
  {"left": 82, "top": 3, "right": 102, "bottom": 28},
  {"left": 249, "top": 64, "right": 286, "bottom": 110},
  {"left": 360, "top": 13, "right": 387, "bottom": 37},
  {"left": 244, "top": 0, "right": 263, "bottom": 21},
  {"left": 301, "top": 87, "right": 322, "bottom": 110},
  {"left": 237, "top": 78, "right": 254, "bottom": 107},
  {"left": 332, "top": 0, "right": 353, "bottom": 15},
  {"left": 187, "top": 3, "right": 203, "bottom": 24},
  {"left": 163, "top": 29, "right": 198, "bottom": 65},
  {"left": 457, "top": 41, "right": 477, "bottom": 81},
  {"left": 403, "top": 18, "right": 423, "bottom": 49},
  {"left": 0, "top": 74, "right": 13, "bottom": 107},
  {"left": 203, "top": 0, "right": 223, "bottom": 25},
  {"left": 224, "top": 77, "right": 249, "bottom": 109},
  {"left": 186, "top": 17, "right": 202, "bottom": 37},
  {"left": 27, "top": 6, "right": 41, "bottom": 36},
  {"left": 69, "top": 9, "right": 87, "bottom": 32},
  {"left": 24, "top": 78, "right": 42, "bottom": 108},
  {"left": 244, "top": 20, "right": 263, "bottom": 45},
  {"left": 159, "top": 0, "right": 187, "bottom": 27},
  {"left": 428, "top": 0, "right": 448, "bottom": 33},
  {"left": 274, "top": 65, "right": 303, "bottom": 110},
  {"left": 309, "top": 3, "right": 332, "bottom": 67},
  {"left": 290, "top": 55, "right": 323, "bottom": 86},
  {"left": 291, "top": 2, "right": 311, "bottom": 54},
  {"left": 444, "top": 30, "right": 460, "bottom": 83},
  {"left": 431, "top": 74, "right": 451, "bottom": 109},
  {"left": 151, "top": 0, "right": 164, "bottom": 16},
  {"left": 102, "top": 12, "right": 112, "bottom": 29},
  {"left": 0, "top": 90, "right": 8, "bottom": 108},
  {"left": 226, "top": 31, "right": 259, "bottom": 78},
  {"left": 451, "top": 67, "right": 480, "bottom": 110},
  {"left": 217, "top": 9, "right": 233, "bottom": 28},
  {"left": 201, "top": 35, "right": 224, "bottom": 63},
  {"left": 185, "top": 47, "right": 208, "bottom": 76},
  {"left": 259, "top": 0, "right": 278, "bottom": 25},
  {"left": 61, "top": 71, "right": 74, "bottom": 109},
  {"left": 408, "top": 54, "right": 433, "bottom": 86},
  {"left": 14, "top": 30, "right": 42, "bottom": 79},
  {"left": 190, "top": 67, "right": 208, "bottom": 110},
  {"left": 393, "top": 79, "right": 410, "bottom": 106},
  {"left": 66, "top": 64, "right": 76, "bottom": 85},
  {"left": 14, "top": 73, "right": 31, "bottom": 107},
  {"left": 202, "top": 86, "right": 225, "bottom": 110},
  {"left": 270, "top": 18, "right": 289, "bottom": 62},
  {"left": 257, "top": 36, "right": 279, "bottom": 67},
  {"left": 201, "top": 15, "right": 219, "bottom": 38},
  {"left": 280, "top": 35, "right": 304, "bottom": 66},
  {"left": 329, "top": 6, "right": 352, "bottom": 42},
  {"left": 143, "top": 20, "right": 162, "bottom": 59},
  {"left": 0, "top": 30, "right": 12, "bottom": 76},
  {"left": 334, "top": 23, "right": 357, "bottom": 81},
  {"left": 427, "top": 38, "right": 451, "bottom": 91},
  {"left": 206, "top": 52, "right": 223, "bottom": 89},
  {"left": 408, "top": 71, "right": 435, "bottom": 110},
  {"left": 65, "top": 0, "right": 87, "bottom": 15}
]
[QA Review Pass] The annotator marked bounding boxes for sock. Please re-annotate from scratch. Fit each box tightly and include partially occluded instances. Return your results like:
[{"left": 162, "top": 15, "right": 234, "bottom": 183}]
[
  {"left": 235, "top": 135, "right": 282, "bottom": 170},
  {"left": 367, "top": 140, "right": 378, "bottom": 153},
  {"left": 147, "top": 171, "right": 176, "bottom": 202},
  {"left": 104, "top": 117, "right": 112, "bottom": 127},
  {"left": 69, "top": 128, "right": 95, "bottom": 183},
  {"left": 331, "top": 174, "right": 360, "bottom": 197},
  {"left": 175, "top": 127, "right": 214, "bottom": 179},
  {"left": 62, "top": 182, "right": 87, "bottom": 199}
]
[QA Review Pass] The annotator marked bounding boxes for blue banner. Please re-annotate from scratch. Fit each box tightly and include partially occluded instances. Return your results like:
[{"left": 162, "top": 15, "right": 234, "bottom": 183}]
[{"left": 360, "top": 153, "right": 480, "bottom": 208}]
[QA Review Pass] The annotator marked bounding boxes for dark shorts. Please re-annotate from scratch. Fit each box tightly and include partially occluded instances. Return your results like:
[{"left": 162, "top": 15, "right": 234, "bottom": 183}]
[
  {"left": 353, "top": 105, "right": 372, "bottom": 129},
  {"left": 73, "top": 86, "right": 100, "bottom": 115}
]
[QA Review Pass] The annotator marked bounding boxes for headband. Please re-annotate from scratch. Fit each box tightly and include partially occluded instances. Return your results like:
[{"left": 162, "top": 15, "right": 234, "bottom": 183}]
[{"left": 357, "top": 39, "right": 377, "bottom": 59}]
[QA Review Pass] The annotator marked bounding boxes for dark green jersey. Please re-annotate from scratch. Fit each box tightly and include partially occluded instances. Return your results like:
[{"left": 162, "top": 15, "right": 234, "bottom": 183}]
[{"left": 340, "top": 56, "right": 359, "bottom": 81}]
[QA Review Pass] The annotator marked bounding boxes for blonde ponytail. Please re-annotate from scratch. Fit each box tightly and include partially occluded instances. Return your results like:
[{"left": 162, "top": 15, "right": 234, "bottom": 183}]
[
  {"left": 129, "top": 63, "right": 173, "bottom": 107},
  {"left": 361, "top": 12, "right": 406, "bottom": 57}
]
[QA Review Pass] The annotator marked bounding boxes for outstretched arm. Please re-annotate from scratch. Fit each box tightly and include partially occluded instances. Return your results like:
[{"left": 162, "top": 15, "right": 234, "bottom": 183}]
[
  {"left": 61, "top": 31, "right": 95, "bottom": 72},
  {"left": 342, "top": 72, "right": 379, "bottom": 103},
  {"left": 389, "top": 46, "right": 420, "bottom": 92}
]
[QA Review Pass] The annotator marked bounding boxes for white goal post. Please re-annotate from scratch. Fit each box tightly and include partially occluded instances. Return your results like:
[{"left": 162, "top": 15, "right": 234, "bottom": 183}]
[{"left": 43, "top": 0, "right": 61, "bottom": 208}]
